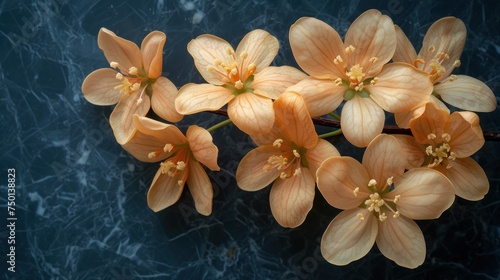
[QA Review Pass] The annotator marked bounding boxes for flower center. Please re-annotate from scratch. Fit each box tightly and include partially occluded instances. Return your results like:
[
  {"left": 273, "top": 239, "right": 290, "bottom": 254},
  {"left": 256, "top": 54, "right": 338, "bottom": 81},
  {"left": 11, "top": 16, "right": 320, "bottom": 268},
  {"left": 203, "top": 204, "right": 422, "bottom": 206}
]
[
  {"left": 332, "top": 45, "right": 379, "bottom": 100},
  {"left": 148, "top": 142, "right": 191, "bottom": 186},
  {"left": 413, "top": 45, "right": 461, "bottom": 84},
  {"left": 346, "top": 64, "right": 367, "bottom": 84},
  {"left": 206, "top": 48, "right": 256, "bottom": 95},
  {"left": 263, "top": 139, "right": 307, "bottom": 179},
  {"left": 355, "top": 177, "right": 400, "bottom": 222},
  {"left": 111, "top": 62, "right": 154, "bottom": 105},
  {"left": 424, "top": 133, "right": 457, "bottom": 169}
]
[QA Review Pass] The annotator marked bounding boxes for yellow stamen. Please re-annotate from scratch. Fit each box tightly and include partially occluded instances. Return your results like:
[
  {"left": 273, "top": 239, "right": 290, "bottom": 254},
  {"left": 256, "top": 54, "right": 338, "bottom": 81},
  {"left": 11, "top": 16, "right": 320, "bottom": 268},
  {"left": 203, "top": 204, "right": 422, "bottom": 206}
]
[
  {"left": 386, "top": 176, "right": 394, "bottom": 186},
  {"left": 441, "top": 133, "right": 451, "bottom": 142},
  {"left": 234, "top": 80, "right": 243, "bottom": 89},
  {"left": 176, "top": 161, "right": 186, "bottom": 171},
  {"left": 368, "top": 179, "right": 377, "bottom": 188},
  {"left": 353, "top": 187, "right": 359, "bottom": 197},
  {"left": 239, "top": 51, "right": 248, "bottom": 59},
  {"left": 369, "top": 77, "right": 379, "bottom": 85},
  {"left": 334, "top": 78, "right": 343, "bottom": 86},
  {"left": 273, "top": 139, "right": 283, "bottom": 148},
  {"left": 369, "top": 57, "right": 378, "bottom": 64},
  {"left": 346, "top": 64, "right": 365, "bottom": 83},
  {"left": 365, "top": 192, "right": 384, "bottom": 212},
  {"left": 356, "top": 213, "right": 365, "bottom": 221},
  {"left": 293, "top": 168, "right": 301, "bottom": 176},
  {"left": 129, "top": 67, "right": 138, "bottom": 76},
  {"left": 164, "top": 144, "right": 173, "bottom": 152},
  {"left": 264, "top": 155, "right": 288, "bottom": 172},
  {"left": 378, "top": 212, "right": 387, "bottom": 222},
  {"left": 333, "top": 55, "right": 343, "bottom": 64}
]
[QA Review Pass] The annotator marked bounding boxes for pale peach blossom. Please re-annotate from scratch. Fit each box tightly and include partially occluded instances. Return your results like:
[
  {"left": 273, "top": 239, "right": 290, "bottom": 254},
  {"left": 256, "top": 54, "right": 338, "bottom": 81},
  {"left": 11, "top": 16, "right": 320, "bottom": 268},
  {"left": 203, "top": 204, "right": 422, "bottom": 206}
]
[
  {"left": 394, "top": 102, "right": 488, "bottom": 201},
  {"left": 82, "top": 28, "right": 183, "bottom": 144},
  {"left": 175, "top": 29, "right": 307, "bottom": 136},
  {"left": 236, "top": 91, "right": 340, "bottom": 228},
  {"left": 393, "top": 17, "right": 496, "bottom": 127},
  {"left": 316, "top": 134, "right": 455, "bottom": 268},
  {"left": 288, "top": 10, "right": 432, "bottom": 147},
  {"left": 122, "top": 115, "right": 219, "bottom": 215}
]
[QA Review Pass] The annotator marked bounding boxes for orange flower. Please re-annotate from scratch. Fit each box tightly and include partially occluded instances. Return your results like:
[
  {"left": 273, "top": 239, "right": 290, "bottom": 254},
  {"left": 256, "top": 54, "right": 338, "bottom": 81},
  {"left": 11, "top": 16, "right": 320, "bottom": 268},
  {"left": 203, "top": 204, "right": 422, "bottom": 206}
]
[
  {"left": 175, "top": 29, "right": 307, "bottom": 136},
  {"left": 316, "top": 134, "right": 455, "bottom": 268},
  {"left": 236, "top": 91, "right": 340, "bottom": 228},
  {"left": 288, "top": 10, "right": 432, "bottom": 147},
  {"left": 122, "top": 115, "right": 219, "bottom": 215},
  {"left": 394, "top": 102, "right": 488, "bottom": 201},
  {"left": 393, "top": 17, "right": 496, "bottom": 127},
  {"left": 82, "top": 28, "right": 183, "bottom": 144}
]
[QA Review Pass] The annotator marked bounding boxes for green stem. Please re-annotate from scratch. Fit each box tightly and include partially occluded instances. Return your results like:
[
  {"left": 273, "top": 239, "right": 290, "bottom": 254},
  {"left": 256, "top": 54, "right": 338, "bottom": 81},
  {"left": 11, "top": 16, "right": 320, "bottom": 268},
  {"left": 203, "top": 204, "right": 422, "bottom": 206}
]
[
  {"left": 318, "top": 129, "right": 343, "bottom": 139},
  {"left": 207, "top": 118, "right": 232, "bottom": 133},
  {"left": 328, "top": 112, "right": 341, "bottom": 120}
]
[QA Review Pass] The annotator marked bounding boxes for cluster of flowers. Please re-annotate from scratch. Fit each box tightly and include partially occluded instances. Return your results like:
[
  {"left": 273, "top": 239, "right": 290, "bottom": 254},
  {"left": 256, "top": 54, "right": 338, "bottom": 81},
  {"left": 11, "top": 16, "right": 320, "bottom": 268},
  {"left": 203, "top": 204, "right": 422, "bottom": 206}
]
[{"left": 82, "top": 10, "right": 496, "bottom": 269}]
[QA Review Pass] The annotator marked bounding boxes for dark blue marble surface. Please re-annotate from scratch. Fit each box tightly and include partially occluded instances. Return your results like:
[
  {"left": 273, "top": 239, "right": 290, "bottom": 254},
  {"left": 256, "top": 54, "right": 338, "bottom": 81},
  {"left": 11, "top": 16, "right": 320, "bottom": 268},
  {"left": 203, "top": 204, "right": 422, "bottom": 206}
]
[{"left": 1, "top": 0, "right": 499, "bottom": 279}]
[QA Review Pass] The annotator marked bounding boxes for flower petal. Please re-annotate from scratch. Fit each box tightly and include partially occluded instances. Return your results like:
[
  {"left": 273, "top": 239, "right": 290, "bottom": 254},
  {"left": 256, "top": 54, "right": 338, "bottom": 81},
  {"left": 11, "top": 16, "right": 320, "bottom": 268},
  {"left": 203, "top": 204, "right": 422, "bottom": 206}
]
[
  {"left": 269, "top": 167, "right": 315, "bottom": 228},
  {"left": 435, "top": 75, "right": 497, "bottom": 112},
  {"left": 236, "top": 146, "right": 280, "bottom": 191},
  {"left": 187, "top": 161, "right": 213, "bottom": 216},
  {"left": 147, "top": 168, "right": 184, "bottom": 212},
  {"left": 345, "top": 9, "right": 396, "bottom": 74},
  {"left": 186, "top": 125, "right": 220, "bottom": 171},
  {"left": 250, "top": 122, "right": 286, "bottom": 147},
  {"left": 81, "top": 68, "right": 122, "bottom": 105},
  {"left": 236, "top": 29, "right": 279, "bottom": 79},
  {"left": 368, "top": 63, "right": 432, "bottom": 113},
  {"left": 390, "top": 168, "right": 455, "bottom": 220},
  {"left": 306, "top": 139, "right": 340, "bottom": 176},
  {"left": 251, "top": 66, "right": 307, "bottom": 99},
  {"left": 362, "top": 134, "right": 405, "bottom": 189},
  {"left": 445, "top": 157, "right": 489, "bottom": 201},
  {"left": 286, "top": 77, "right": 344, "bottom": 117},
  {"left": 289, "top": 17, "right": 345, "bottom": 79},
  {"left": 132, "top": 115, "right": 186, "bottom": 144},
  {"left": 376, "top": 216, "right": 425, "bottom": 269},
  {"left": 321, "top": 209, "right": 378, "bottom": 266},
  {"left": 392, "top": 135, "right": 425, "bottom": 169},
  {"left": 188, "top": 34, "right": 234, "bottom": 85},
  {"left": 341, "top": 95, "right": 385, "bottom": 148},
  {"left": 175, "top": 83, "right": 234, "bottom": 114},
  {"left": 151, "top": 77, "right": 184, "bottom": 123},
  {"left": 448, "top": 111, "right": 484, "bottom": 157},
  {"left": 141, "top": 31, "right": 166, "bottom": 78},
  {"left": 316, "top": 156, "right": 371, "bottom": 209},
  {"left": 394, "top": 96, "right": 449, "bottom": 129},
  {"left": 419, "top": 17, "right": 466, "bottom": 72},
  {"left": 228, "top": 92, "right": 274, "bottom": 136},
  {"left": 121, "top": 128, "right": 172, "bottom": 163},
  {"left": 110, "top": 91, "right": 150, "bottom": 145},
  {"left": 393, "top": 25, "right": 417, "bottom": 64},
  {"left": 273, "top": 91, "right": 318, "bottom": 148},
  {"left": 98, "top": 28, "right": 142, "bottom": 74},
  {"left": 409, "top": 102, "right": 448, "bottom": 144}
]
